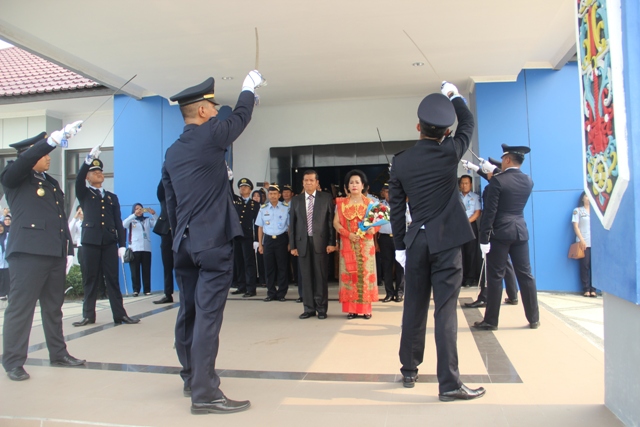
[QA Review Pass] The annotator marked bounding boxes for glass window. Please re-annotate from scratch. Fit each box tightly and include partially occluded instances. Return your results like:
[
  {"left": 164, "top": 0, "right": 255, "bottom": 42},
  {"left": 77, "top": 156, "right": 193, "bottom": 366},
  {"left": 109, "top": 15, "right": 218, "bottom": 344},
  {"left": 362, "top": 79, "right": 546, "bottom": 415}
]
[{"left": 65, "top": 148, "right": 114, "bottom": 215}]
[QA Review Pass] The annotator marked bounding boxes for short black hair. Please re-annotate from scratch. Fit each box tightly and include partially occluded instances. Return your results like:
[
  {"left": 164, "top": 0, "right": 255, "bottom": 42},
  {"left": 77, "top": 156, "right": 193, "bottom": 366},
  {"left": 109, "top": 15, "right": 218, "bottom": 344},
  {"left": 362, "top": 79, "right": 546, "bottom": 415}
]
[
  {"left": 458, "top": 175, "right": 472, "bottom": 185},
  {"left": 578, "top": 191, "right": 587, "bottom": 207},
  {"left": 420, "top": 121, "right": 448, "bottom": 139},
  {"left": 344, "top": 169, "right": 369, "bottom": 193},
  {"left": 303, "top": 169, "right": 319, "bottom": 181},
  {"left": 503, "top": 153, "right": 524, "bottom": 165}
]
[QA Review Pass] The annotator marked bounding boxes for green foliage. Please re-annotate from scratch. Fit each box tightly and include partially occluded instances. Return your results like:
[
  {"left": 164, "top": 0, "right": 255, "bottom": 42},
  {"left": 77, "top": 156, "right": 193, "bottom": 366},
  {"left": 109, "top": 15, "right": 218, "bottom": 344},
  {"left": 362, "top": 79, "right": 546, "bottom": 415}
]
[{"left": 65, "top": 265, "right": 84, "bottom": 299}]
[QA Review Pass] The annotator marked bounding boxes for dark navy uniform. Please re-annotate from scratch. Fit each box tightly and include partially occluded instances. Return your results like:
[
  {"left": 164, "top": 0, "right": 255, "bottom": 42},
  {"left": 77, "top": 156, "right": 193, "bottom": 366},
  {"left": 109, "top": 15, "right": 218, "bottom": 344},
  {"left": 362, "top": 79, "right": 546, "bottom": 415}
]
[
  {"left": 75, "top": 159, "right": 131, "bottom": 323},
  {"left": 378, "top": 186, "right": 404, "bottom": 302},
  {"left": 162, "top": 78, "right": 254, "bottom": 404},
  {"left": 152, "top": 180, "right": 174, "bottom": 303},
  {"left": 256, "top": 189, "right": 290, "bottom": 300},
  {"left": 477, "top": 145, "right": 539, "bottom": 328},
  {"left": 1, "top": 134, "right": 77, "bottom": 373},
  {"left": 389, "top": 93, "right": 475, "bottom": 395},
  {"left": 232, "top": 178, "right": 260, "bottom": 296}
]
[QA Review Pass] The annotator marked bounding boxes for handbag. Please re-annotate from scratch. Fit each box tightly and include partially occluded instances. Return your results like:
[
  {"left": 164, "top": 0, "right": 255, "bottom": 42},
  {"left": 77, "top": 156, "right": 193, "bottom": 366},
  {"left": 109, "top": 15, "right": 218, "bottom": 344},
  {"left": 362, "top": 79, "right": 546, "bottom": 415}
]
[
  {"left": 123, "top": 224, "right": 134, "bottom": 263},
  {"left": 568, "top": 242, "right": 585, "bottom": 259}
]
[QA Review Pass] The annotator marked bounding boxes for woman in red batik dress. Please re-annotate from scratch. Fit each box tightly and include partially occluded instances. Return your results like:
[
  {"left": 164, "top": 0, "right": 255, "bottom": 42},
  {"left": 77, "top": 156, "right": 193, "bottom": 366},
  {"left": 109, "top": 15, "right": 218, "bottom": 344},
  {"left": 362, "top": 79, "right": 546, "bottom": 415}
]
[{"left": 333, "top": 169, "right": 380, "bottom": 319}]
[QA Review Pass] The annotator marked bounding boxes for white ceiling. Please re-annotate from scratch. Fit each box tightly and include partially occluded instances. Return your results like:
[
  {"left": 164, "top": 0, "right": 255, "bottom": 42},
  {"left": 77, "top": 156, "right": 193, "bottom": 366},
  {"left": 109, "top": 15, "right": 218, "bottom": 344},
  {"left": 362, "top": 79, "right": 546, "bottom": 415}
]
[{"left": 0, "top": 0, "right": 577, "bottom": 107}]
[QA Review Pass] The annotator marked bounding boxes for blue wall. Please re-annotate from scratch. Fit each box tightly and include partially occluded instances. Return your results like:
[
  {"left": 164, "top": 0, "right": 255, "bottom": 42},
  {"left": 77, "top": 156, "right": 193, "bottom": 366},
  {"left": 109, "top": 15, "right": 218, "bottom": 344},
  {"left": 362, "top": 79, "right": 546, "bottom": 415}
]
[
  {"left": 113, "top": 95, "right": 183, "bottom": 294},
  {"left": 590, "top": 0, "right": 640, "bottom": 305},
  {"left": 474, "top": 64, "right": 584, "bottom": 292}
]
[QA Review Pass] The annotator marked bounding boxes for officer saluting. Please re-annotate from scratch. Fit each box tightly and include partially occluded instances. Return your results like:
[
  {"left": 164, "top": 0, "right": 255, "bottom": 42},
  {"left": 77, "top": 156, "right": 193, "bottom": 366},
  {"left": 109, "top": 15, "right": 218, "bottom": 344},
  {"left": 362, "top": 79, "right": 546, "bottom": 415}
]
[
  {"left": 162, "top": 70, "right": 264, "bottom": 415},
  {"left": 473, "top": 144, "right": 540, "bottom": 330},
  {"left": 256, "top": 184, "right": 290, "bottom": 301},
  {"left": 73, "top": 150, "right": 139, "bottom": 327},
  {"left": 388, "top": 82, "right": 485, "bottom": 401},
  {"left": 230, "top": 178, "right": 260, "bottom": 297},
  {"left": 2, "top": 125, "right": 85, "bottom": 381}
]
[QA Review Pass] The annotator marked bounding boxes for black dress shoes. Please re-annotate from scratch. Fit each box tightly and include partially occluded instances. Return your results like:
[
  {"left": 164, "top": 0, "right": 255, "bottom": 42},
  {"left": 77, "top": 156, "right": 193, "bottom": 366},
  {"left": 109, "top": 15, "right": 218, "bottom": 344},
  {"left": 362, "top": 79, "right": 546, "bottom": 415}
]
[
  {"left": 242, "top": 292, "right": 257, "bottom": 298},
  {"left": 72, "top": 318, "right": 95, "bottom": 327},
  {"left": 263, "top": 296, "right": 275, "bottom": 301},
  {"left": 295, "top": 297, "right": 303, "bottom": 303},
  {"left": 6, "top": 367, "right": 30, "bottom": 381},
  {"left": 191, "top": 395, "right": 251, "bottom": 414},
  {"left": 381, "top": 295, "right": 393, "bottom": 303},
  {"left": 114, "top": 316, "right": 140, "bottom": 325},
  {"left": 50, "top": 355, "right": 86, "bottom": 367},
  {"left": 278, "top": 297, "right": 287, "bottom": 302},
  {"left": 464, "top": 300, "right": 486, "bottom": 308},
  {"left": 396, "top": 295, "right": 404, "bottom": 303},
  {"left": 183, "top": 386, "right": 192, "bottom": 397},
  {"left": 530, "top": 321, "right": 541, "bottom": 329},
  {"left": 402, "top": 375, "right": 418, "bottom": 388},
  {"left": 504, "top": 297, "right": 519, "bottom": 305},
  {"left": 472, "top": 320, "right": 498, "bottom": 331},
  {"left": 318, "top": 313, "right": 327, "bottom": 320},
  {"left": 230, "top": 290, "right": 244, "bottom": 295},
  {"left": 299, "top": 312, "right": 316, "bottom": 319},
  {"left": 153, "top": 296, "right": 174, "bottom": 304},
  {"left": 439, "top": 384, "right": 486, "bottom": 402}
]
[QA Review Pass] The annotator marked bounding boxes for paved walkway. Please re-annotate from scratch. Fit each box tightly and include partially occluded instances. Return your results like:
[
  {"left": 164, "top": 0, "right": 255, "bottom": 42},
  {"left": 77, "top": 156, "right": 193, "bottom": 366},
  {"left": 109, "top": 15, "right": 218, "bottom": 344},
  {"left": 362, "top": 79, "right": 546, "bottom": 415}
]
[{"left": 0, "top": 285, "right": 618, "bottom": 427}]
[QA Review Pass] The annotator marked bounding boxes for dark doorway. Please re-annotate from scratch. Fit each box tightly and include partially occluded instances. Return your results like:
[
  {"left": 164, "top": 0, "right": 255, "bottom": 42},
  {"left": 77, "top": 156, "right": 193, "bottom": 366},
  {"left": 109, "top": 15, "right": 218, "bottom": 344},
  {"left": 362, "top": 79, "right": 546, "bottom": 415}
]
[{"left": 292, "top": 164, "right": 389, "bottom": 198}]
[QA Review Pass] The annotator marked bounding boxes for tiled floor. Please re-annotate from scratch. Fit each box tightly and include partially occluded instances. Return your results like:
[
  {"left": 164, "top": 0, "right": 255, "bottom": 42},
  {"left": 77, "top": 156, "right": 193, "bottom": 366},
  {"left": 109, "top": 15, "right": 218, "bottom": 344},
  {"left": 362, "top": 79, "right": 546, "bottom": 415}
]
[{"left": 0, "top": 285, "right": 620, "bottom": 427}]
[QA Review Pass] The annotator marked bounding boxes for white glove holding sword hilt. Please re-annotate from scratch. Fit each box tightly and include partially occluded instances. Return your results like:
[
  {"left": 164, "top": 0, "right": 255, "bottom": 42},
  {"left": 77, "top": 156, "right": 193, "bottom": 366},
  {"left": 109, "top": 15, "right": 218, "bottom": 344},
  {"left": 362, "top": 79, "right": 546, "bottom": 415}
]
[
  {"left": 480, "top": 243, "right": 491, "bottom": 258},
  {"left": 118, "top": 247, "right": 127, "bottom": 261},
  {"left": 441, "top": 81, "right": 466, "bottom": 103},
  {"left": 65, "top": 255, "right": 75, "bottom": 275},
  {"left": 48, "top": 120, "right": 83, "bottom": 146},
  {"left": 480, "top": 159, "right": 497, "bottom": 174},
  {"left": 395, "top": 250, "right": 406, "bottom": 269},
  {"left": 461, "top": 160, "right": 480, "bottom": 173},
  {"left": 242, "top": 70, "right": 265, "bottom": 93},
  {"left": 85, "top": 144, "right": 102, "bottom": 165}
]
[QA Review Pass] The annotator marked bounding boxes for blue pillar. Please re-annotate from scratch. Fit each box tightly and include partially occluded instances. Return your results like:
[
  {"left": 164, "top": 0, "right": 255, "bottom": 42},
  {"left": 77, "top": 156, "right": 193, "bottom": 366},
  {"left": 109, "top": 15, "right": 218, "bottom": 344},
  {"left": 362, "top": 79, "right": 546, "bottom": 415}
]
[{"left": 473, "top": 65, "right": 584, "bottom": 292}]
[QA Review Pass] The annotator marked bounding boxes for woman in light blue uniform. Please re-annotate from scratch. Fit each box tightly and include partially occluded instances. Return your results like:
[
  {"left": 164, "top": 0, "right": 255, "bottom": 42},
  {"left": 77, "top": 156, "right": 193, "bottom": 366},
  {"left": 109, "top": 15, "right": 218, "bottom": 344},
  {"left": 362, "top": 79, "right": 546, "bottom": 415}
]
[{"left": 123, "top": 203, "right": 157, "bottom": 296}]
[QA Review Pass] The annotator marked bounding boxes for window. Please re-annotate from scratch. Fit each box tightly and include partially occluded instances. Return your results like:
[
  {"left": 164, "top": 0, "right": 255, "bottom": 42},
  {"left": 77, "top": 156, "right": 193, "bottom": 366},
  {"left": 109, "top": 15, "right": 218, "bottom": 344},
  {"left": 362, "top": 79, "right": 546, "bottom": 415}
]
[{"left": 65, "top": 148, "right": 114, "bottom": 215}]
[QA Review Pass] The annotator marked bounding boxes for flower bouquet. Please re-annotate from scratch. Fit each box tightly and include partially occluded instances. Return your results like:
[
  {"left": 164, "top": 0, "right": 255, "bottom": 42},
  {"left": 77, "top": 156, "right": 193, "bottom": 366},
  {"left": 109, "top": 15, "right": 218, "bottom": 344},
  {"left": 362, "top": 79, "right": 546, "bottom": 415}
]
[{"left": 356, "top": 202, "right": 390, "bottom": 237}]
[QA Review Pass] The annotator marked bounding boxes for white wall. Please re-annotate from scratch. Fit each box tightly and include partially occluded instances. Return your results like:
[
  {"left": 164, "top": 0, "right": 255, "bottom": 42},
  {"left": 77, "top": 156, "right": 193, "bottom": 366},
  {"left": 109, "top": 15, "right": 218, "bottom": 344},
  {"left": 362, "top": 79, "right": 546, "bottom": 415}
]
[{"left": 231, "top": 95, "right": 423, "bottom": 184}]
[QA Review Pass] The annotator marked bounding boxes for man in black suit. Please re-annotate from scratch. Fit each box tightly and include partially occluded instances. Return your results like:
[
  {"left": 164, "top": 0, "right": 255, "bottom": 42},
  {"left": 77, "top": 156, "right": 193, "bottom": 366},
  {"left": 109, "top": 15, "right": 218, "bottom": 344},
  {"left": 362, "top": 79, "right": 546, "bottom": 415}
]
[
  {"left": 474, "top": 145, "right": 540, "bottom": 330},
  {"left": 289, "top": 170, "right": 336, "bottom": 319},
  {"left": 389, "top": 82, "right": 485, "bottom": 402},
  {"left": 73, "top": 153, "right": 139, "bottom": 327},
  {"left": 230, "top": 178, "right": 260, "bottom": 298},
  {"left": 462, "top": 158, "right": 519, "bottom": 308},
  {"left": 153, "top": 180, "right": 174, "bottom": 304},
  {"left": 163, "top": 70, "right": 263, "bottom": 415},
  {"left": 2, "top": 127, "right": 85, "bottom": 381}
]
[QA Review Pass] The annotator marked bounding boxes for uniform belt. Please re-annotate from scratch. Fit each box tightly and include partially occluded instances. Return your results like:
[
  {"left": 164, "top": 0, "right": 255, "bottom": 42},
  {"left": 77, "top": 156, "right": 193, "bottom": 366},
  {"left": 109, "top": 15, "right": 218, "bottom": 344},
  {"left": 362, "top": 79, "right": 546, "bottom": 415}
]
[
  {"left": 379, "top": 233, "right": 393, "bottom": 237},
  {"left": 265, "top": 233, "right": 286, "bottom": 239}
]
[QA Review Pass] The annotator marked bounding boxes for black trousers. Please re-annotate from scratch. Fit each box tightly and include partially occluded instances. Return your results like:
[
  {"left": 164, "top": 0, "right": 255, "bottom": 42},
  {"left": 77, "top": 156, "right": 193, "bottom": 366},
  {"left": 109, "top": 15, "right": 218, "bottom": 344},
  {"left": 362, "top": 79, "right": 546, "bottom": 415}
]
[
  {"left": 263, "top": 234, "right": 289, "bottom": 299},
  {"left": 160, "top": 233, "right": 175, "bottom": 297},
  {"left": 0, "top": 268, "right": 9, "bottom": 296},
  {"left": 173, "top": 233, "right": 233, "bottom": 403},
  {"left": 378, "top": 233, "right": 405, "bottom": 298},
  {"left": 256, "top": 252, "right": 266, "bottom": 286},
  {"left": 483, "top": 239, "right": 539, "bottom": 326},
  {"left": 80, "top": 243, "right": 127, "bottom": 321},
  {"left": 580, "top": 248, "right": 593, "bottom": 293},
  {"left": 477, "top": 257, "right": 518, "bottom": 302},
  {"left": 461, "top": 221, "right": 479, "bottom": 285},
  {"left": 129, "top": 251, "right": 152, "bottom": 294},
  {"left": 2, "top": 254, "right": 69, "bottom": 370},
  {"left": 399, "top": 230, "right": 462, "bottom": 394},
  {"left": 299, "top": 237, "right": 329, "bottom": 315},
  {"left": 233, "top": 235, "right": 257, "bottom": 293}
]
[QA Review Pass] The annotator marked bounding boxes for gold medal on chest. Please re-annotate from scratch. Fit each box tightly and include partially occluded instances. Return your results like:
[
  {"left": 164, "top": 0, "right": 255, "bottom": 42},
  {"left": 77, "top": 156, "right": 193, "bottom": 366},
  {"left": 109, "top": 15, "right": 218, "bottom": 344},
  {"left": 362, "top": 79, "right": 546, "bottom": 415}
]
[
  {"left": 37, "top": 188, "right": 45, "bottom": 197},
  {"left": 265, "top": 221, "right": 270, "bottom": 225}
]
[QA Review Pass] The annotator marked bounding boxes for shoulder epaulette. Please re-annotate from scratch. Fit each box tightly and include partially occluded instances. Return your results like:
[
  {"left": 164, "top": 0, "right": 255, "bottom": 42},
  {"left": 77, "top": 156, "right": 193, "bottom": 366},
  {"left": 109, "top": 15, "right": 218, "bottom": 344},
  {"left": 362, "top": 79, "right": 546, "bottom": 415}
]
[{"left": 261, "top": 203, "right": 268, "bottom": 208}]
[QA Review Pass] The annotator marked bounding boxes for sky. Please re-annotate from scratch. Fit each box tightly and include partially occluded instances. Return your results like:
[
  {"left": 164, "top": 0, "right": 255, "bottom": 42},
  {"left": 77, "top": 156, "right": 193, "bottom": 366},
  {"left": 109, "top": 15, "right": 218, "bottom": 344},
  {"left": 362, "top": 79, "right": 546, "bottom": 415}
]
[{"left": 0, "top": 40, "right": 14, "bottom": 49}]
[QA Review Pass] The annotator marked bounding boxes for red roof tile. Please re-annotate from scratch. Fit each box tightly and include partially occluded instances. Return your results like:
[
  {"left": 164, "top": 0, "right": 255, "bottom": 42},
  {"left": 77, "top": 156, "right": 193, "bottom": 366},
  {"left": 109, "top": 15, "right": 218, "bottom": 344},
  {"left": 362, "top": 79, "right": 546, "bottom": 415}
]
[{"left": 0, "top": 47, "right": 101, "bottom": 97}]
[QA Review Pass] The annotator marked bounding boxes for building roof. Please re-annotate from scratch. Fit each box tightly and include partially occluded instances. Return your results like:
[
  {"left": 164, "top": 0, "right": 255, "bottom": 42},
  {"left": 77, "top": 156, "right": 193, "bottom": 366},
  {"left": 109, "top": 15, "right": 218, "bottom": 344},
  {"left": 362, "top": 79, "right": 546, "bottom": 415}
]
[{"left": 0, "top": 47, "right": 102, "bottom": 98}]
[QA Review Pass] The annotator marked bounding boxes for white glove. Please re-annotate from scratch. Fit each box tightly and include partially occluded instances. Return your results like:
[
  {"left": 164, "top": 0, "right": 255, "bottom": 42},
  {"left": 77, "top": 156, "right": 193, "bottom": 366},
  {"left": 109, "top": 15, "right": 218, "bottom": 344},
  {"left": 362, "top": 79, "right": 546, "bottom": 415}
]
[
  {"left": 441, "top": 81, "right": 459, "bottom": 99},
  {"left": 85, "top": 144, "right": 102, "bottom": 165},
  {"left": 481, "top": 160, "right": 497, "bottom": 174},
  {"left": 227, "top": 163, "right": 234, "bottom": 181},
  {"left": 253, "top": 242, "right": 259, "bottom": 252},
  {"left": 65, "top": 255, "right": 74, "bottom": 275},
  {"left": 118, "top": 247, "right": 127, "bottom": 260},
  {"left": 48, "top": 120, "right": 83, "bottom": 146},
  {"left": 480, "top": 243, "right": 491, "bottom": 258},
  {"left": 242, "top": 70, "right": 264, "bottom": 93},
  {"left": 461, "top": 160, "right": 480, "bottom": 172},
  {"left": 395, "top": 250, "right": 406, "bottom": 269}
]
